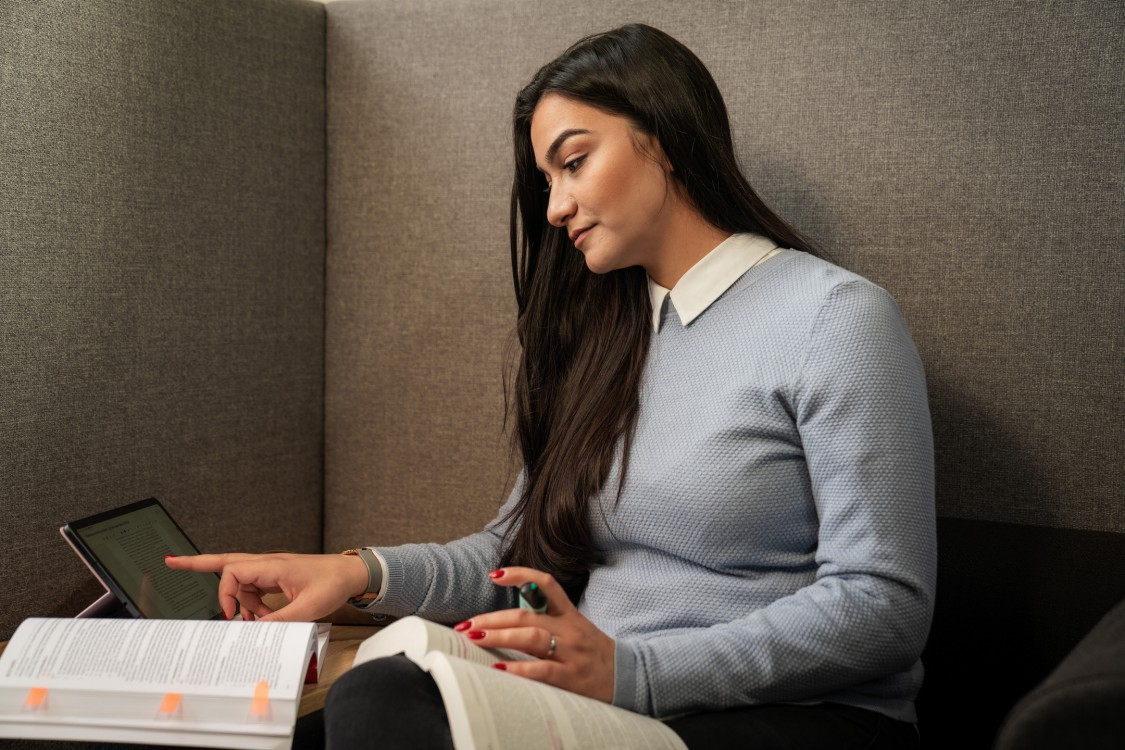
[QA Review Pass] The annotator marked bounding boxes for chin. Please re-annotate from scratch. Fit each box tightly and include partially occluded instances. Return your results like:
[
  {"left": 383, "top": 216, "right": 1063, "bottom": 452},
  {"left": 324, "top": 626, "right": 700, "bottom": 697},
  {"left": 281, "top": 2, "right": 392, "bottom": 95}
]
[
  {"left": 580, "top": 248, "right": 627, "bottom": 276},
  {"left": 583, "top": 258, "right": 616, "bottom": 275}
]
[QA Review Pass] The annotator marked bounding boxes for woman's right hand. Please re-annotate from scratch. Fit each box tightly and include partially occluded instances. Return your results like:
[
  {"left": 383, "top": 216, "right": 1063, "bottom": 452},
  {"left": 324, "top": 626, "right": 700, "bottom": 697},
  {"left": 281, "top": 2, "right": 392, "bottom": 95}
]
[{"left": 164, "top": 552, "right": 369, "bottom": 622}]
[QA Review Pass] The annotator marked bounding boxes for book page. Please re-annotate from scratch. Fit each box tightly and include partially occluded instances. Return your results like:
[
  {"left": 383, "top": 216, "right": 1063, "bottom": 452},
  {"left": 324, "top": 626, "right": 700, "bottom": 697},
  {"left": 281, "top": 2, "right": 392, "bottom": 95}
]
[
  {"left": 311, "top": 623, "right": 332, "bottom": 682},
  {"left": 353, "top": 616, "right": 531, "bottom": 670},
  {"left": 0, "top": 722, "right": 294, "bottom": 750},
  {"left": 0, "top": 618, "right": 315, "bottom": 699},
  {"left": 423, "top": 652, "right": 687, "bottom": 750}
]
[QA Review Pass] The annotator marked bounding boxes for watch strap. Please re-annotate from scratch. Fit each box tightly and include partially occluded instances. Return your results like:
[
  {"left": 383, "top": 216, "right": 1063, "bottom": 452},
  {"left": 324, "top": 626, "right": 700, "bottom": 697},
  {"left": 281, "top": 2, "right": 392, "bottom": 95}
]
[{"left": 341, "top": 547, "right": 382, "bottom": 603}]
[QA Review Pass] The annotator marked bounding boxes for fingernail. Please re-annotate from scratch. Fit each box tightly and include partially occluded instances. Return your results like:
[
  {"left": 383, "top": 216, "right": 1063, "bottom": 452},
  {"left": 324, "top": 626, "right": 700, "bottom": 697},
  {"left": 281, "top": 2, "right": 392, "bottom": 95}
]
[
  {"left": 493, "top": 663, "right": 507, "bottom": 671},
  {"left": 467, "top": 630, "right": 486, "bottom": 640},
  {"left": 164, "top": 554, "right": 177, "bottom": 559},
  {"left": 454, "top": 621, "right": 471, "bottom": 632},
  {"left": 222, "top": 610, "right": 230, "bottom": 621},
  {"left": 488, "top": 569, "right": 506, "bottom": 579}
]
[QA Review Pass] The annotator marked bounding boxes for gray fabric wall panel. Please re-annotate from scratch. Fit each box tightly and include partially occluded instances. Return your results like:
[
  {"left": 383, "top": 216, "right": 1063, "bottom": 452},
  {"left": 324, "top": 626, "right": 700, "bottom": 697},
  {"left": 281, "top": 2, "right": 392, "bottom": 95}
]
[
  {"left": 0, "top": 0, "right": 326, "bottom": 640},
  {"left": 325, "top": 0, "right": 1122, "bottom": 552},
  {"left": 325, "top": 2, "right": 522, "bottom": 550}
]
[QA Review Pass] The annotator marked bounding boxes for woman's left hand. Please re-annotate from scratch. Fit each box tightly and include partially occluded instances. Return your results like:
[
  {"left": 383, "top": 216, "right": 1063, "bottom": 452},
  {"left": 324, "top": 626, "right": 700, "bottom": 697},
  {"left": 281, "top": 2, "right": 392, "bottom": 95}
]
[{"left": 455, "top": 567, "right": 616, "bottom": 703}]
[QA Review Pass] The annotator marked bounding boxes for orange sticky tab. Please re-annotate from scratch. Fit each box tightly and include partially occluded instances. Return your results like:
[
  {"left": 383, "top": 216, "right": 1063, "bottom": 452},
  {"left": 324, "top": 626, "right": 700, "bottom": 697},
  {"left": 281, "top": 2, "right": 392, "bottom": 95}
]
[
  {"left": 158, "top": 692, "right": 181, "bottom": 718},
  {"left": 23, "top": 687, "right": 48, "bottom": 711},
  {"left": 250, "top": 679, "right": 270, "bottom": 721}
]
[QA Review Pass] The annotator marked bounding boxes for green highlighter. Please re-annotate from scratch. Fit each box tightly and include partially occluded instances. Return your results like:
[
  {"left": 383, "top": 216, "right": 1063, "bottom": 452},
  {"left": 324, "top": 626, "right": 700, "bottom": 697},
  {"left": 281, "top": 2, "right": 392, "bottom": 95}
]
[{"left": 518, "top": 582, "right": 548, "bottom": 614}]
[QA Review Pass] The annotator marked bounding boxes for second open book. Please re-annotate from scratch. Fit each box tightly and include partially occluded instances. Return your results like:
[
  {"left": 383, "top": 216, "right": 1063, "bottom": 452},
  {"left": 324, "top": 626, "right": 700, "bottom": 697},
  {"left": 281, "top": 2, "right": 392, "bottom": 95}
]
[{"left": 356, "top": 616, "right": 687, "bottom": 750}]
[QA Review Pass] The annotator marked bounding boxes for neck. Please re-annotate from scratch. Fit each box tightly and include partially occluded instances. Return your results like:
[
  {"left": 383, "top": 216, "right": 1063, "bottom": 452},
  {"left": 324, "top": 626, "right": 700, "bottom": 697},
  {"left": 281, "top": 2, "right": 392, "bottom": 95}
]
[{"left": 645, "top": 204, "right": 731, "bottom": 289}]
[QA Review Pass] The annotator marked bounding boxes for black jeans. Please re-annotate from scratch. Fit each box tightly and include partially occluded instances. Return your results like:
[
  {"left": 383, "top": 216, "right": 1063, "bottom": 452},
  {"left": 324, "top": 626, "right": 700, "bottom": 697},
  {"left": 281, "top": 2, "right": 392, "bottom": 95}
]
[{"left": 313, "top": 655, "right": 920, "bottom": 750}]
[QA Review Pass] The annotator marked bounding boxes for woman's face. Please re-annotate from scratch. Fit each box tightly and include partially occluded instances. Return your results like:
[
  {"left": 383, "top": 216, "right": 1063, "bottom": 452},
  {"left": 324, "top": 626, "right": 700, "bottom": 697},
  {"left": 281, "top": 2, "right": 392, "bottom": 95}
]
[{"left": 530, "top": 94, "right": 680, "bottom": 275}]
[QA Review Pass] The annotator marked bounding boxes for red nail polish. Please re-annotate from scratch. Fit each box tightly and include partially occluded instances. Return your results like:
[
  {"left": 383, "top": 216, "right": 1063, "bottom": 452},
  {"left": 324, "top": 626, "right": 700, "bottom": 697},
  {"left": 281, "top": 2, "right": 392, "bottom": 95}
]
[
  {"left": 488, "top": 569, "right": 506, "bottom": 579},
  {"left": 467, "top": 630, "right": 486, "bottom": 640},
  {"left": 164, "top": 554, "right": 177, "bottom": 559},
  {"left": 493, "top": 663, "right": 507, "bottom": 671},
  {"left": 454, "top": 621, "right": 471, "bottom": 632}
]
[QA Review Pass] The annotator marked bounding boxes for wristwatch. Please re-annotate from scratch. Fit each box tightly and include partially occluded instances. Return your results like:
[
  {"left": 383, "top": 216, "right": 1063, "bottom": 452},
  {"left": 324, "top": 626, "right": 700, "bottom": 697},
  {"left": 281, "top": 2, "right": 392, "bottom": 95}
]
[{"left": 341, "top": 548, "right": 381, "bottom": 604}]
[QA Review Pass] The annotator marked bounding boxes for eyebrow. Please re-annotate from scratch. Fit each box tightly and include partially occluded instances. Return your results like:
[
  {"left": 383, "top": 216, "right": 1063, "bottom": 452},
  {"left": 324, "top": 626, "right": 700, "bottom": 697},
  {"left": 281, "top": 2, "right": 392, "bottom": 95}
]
[{"left": 543, "top": 128, "right": 591, "bottom": 168}]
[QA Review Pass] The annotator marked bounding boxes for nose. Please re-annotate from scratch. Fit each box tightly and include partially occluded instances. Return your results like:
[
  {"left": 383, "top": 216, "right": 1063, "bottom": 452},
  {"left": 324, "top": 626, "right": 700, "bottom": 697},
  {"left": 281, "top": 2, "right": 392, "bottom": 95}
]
[{"left": 545, "top": 186, "right": 576, "bottom": 228}]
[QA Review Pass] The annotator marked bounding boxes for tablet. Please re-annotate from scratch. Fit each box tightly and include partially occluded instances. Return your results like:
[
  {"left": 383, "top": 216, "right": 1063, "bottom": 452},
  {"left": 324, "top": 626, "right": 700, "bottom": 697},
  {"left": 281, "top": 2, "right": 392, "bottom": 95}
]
[{"left": 60, "top": 498, "right": 224, "bottom": 620}]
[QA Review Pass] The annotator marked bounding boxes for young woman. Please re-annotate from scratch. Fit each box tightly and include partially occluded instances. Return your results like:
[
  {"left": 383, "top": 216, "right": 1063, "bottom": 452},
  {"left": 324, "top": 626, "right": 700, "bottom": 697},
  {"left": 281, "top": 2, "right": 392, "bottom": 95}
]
[{"left": 169, "top": 23, "right": 934, "bottom": 749}]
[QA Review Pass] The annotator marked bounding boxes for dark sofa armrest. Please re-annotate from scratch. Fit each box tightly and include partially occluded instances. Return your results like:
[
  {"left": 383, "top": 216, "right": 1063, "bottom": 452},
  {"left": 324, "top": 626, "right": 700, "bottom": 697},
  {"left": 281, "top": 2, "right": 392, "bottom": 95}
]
[{"left": 994, "top": 597, "right": 1125, "bottom": 749}]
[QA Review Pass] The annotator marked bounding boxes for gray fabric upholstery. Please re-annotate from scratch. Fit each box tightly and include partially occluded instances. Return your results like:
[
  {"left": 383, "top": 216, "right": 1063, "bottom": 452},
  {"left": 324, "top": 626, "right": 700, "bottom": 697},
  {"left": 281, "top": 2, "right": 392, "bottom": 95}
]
[
  {"left": 0, "top": 0, "right": 327, "bottom": 641},
  {"left": 323, "top": 0, "right": 1124, "bottom": 554}
]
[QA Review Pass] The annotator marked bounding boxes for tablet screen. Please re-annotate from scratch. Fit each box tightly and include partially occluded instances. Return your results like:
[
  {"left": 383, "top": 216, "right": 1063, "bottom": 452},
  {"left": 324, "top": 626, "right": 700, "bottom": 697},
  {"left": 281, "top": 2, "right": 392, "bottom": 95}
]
[{"left": 62, "top": 498, "right": 223, "bottom": 620}]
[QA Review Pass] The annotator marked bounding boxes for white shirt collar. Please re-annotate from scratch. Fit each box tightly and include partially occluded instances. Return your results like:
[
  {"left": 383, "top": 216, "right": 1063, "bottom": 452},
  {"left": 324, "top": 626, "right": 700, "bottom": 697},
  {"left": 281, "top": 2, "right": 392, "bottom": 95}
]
[{"left": 647, "top": 233, "right": 781, "bottom": 332}]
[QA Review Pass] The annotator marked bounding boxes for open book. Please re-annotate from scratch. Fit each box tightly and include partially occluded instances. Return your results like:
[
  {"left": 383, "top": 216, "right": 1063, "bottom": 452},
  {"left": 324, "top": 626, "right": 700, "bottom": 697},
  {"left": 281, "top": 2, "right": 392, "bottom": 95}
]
[
  {"left": 0, "top": 617, "right": 330, "bottom": 749},
  {"left": 355, "top": 616, "right": 688, "bottom": 750}
]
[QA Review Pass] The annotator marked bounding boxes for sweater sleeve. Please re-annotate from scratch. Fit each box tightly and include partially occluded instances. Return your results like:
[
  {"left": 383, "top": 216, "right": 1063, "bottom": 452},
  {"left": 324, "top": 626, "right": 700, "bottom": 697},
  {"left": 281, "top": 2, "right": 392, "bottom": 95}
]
[
  {"left": 362, "top": 473, "right": 526, "bottom": 622},
  {"left": 613, "top": 280, "right": 936, "bottom": 718}
]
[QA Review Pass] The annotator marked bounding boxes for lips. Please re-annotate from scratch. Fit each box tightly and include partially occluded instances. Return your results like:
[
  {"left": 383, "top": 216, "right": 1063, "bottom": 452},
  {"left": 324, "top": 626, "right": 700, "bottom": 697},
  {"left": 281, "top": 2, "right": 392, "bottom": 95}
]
[{"left": 569, "top": 225, "right": 594, "bottom": 248}]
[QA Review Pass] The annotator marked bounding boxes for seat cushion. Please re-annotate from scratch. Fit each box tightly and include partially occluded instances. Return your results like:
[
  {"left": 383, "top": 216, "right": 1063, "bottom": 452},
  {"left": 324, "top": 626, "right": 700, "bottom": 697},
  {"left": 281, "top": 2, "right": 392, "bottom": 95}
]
[
  {"left": 994, "top": 597, "right": 1125, "bottom": 749},
  {"left": 919, "top": 519, "right": 1125, "bottom": 748}
]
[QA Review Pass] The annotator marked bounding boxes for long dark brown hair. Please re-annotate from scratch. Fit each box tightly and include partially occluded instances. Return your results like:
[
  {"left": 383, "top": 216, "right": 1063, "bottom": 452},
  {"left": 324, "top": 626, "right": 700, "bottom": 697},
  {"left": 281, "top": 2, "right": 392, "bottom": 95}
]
[{"left": 501, "top": 24, "right": 821, "bottom": 600}]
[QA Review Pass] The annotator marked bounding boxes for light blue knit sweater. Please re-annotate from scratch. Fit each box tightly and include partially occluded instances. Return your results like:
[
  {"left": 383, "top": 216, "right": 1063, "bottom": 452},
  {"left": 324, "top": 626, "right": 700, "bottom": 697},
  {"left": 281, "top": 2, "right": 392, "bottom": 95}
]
[{"left": 370, "top": 250, "right": 936, "bottom": 722}]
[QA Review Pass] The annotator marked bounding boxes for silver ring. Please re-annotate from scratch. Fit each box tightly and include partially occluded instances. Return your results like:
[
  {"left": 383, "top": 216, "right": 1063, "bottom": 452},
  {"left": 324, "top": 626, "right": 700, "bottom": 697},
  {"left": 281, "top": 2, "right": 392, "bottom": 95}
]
[{"left": 547, "top": 634, "right": 557, "bottom": 658}]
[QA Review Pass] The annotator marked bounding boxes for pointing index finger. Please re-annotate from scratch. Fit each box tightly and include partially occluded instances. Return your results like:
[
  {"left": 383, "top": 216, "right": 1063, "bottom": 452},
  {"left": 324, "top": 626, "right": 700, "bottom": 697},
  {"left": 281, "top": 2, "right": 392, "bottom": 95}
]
[{"left": 164, "top": 553, "right": 252, "bottom": 573}]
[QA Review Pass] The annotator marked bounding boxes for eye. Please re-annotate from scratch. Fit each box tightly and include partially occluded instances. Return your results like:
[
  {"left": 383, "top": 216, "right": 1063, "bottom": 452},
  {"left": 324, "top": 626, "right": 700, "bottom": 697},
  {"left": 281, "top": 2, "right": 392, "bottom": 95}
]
[{"left": 563, "top": 156, "right": 586, "bottom": 174}]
